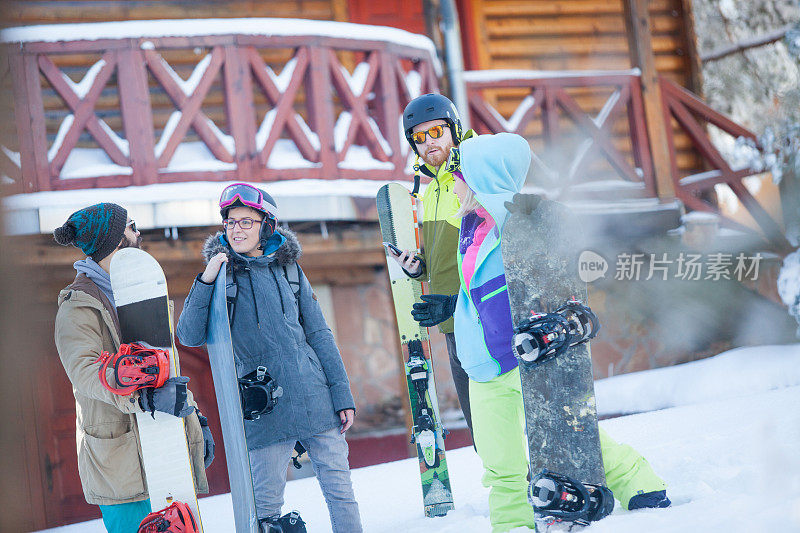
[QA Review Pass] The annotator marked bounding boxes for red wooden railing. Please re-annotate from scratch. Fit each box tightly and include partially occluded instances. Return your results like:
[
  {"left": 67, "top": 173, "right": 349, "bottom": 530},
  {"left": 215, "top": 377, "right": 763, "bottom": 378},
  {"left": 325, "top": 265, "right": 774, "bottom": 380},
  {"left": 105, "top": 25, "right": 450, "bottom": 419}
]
[
  {"left": 465, "top": 70, "right": 788, "bottom": 250},
  {"left": 465, "top": 69, "right": 656, "bottom": 199},
  {"left": 1, "top": 25, "right": 439, "bottom": 193},
  {"left": 659, "top": 78, "right": 790, "bottom": 250}
]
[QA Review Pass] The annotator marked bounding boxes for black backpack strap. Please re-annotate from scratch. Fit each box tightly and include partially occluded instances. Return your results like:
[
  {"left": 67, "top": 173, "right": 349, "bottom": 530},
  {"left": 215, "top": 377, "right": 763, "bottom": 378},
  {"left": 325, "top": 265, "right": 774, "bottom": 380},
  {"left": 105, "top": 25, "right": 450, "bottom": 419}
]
[
  {"left": 225, "top": 268, "right": 238, "bottom": 326},
  {"left": 283, "top": 263, "right": 303, "bottom": 324},
  {"left": 283, "top": 263, "right": 301, "bottom": 300}
]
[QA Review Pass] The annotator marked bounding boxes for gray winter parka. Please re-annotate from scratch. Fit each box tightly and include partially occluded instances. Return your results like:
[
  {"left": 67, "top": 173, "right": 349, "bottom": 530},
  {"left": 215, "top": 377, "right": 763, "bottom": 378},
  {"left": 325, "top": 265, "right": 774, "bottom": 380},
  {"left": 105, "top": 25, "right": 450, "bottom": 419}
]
[{"left": 176, "top": 228, "right": 355, "bottom": 450}]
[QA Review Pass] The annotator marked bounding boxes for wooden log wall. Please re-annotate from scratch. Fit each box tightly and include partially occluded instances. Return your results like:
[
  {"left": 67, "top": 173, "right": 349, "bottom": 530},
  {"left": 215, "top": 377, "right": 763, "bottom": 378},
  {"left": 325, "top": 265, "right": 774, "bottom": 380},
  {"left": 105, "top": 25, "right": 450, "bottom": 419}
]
[
  {"left": 463, "top": 0, "right": 703, "bottom": 177},
  {"left": 4, "top": 0, "right": 349, "bottom": 26}
]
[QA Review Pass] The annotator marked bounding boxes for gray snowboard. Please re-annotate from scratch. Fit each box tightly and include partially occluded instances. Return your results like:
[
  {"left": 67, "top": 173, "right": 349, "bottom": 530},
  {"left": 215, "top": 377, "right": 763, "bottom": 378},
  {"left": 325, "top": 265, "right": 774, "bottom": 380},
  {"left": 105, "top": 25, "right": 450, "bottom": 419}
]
[
  {"left": 500, "top": 197, "right": 605, "bottom": 490},
  {"left": 207, "top": 270, "right": 259, "bottom": 533}
]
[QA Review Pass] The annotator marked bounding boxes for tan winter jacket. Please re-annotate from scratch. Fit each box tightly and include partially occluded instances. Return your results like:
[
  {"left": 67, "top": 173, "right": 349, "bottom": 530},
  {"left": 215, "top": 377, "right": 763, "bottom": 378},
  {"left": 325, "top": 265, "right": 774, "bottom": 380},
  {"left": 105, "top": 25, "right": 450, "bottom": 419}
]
[{"left": 54, "top": 273, "right": 208, "bottom": 506}]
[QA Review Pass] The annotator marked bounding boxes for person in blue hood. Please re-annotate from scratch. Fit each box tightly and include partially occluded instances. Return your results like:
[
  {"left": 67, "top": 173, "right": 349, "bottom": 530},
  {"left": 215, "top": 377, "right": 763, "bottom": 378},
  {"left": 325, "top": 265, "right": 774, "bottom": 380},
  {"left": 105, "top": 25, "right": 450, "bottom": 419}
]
[
  {"left": 411, "top": 134, "right": 670, "bottom": 531},
  {"left": 176, "top": 184, "right": 362, "bottom": 533}
]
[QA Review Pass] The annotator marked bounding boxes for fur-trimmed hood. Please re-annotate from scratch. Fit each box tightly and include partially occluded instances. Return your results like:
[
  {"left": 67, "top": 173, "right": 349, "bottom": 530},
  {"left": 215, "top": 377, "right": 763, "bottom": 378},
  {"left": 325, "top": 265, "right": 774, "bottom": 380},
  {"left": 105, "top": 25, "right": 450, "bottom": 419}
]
[{"left": 201, "top": 227, "right": 302, "bottom": 266}]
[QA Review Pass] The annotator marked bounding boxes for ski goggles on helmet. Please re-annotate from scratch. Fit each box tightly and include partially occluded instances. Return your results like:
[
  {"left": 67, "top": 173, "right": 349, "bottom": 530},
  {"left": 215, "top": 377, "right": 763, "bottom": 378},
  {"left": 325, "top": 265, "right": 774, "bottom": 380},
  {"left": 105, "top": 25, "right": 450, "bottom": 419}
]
[
  {"left": 410, "top": 124, "right": 446, "bottom": 144},
  {"left": 219, "top": 183, "right": 278, "bottom": 218}
]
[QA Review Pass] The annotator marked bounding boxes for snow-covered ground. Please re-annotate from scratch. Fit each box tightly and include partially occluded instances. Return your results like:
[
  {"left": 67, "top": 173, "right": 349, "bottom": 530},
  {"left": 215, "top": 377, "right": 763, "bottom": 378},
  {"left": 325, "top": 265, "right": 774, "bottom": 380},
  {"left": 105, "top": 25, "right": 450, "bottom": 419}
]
[{"left": 40, "top": 344, "right": 800, "bottom": 532}]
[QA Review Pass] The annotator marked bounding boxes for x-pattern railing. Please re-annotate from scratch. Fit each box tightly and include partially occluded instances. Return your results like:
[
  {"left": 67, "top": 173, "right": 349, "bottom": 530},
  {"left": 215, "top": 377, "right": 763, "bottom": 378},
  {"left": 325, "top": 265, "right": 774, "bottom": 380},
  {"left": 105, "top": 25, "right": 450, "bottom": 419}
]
[
  {"left": 249, "top": 46, "right": 318, "bottom": 166},
  {"left": 38, "top": 52, "right": 130, "bottom": 175},
  {"left": 465, "top": 71, "right": 789, "bottom": 250},
  {"left": 465, "top": 71, "right": 655, "bottom": 197},
  {"left": 1, "top": 22, "right": 788, "bottom": 251},
  {"left": 2, "top": 28, "right": 439, "bottom": 192},
  {"left": 659, "top": 78, "right": 790, "bottom": 250},
  {"left": 144, "top": 46, "right": 234, "bottom": 167}
]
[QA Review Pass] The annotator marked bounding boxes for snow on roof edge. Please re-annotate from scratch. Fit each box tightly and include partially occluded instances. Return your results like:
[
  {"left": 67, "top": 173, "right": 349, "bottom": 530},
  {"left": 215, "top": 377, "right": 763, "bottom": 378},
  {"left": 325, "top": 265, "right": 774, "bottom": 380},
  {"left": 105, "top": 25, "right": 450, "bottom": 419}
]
[{"left": 0, "top": 18, "right": 439, "bottom": 69}]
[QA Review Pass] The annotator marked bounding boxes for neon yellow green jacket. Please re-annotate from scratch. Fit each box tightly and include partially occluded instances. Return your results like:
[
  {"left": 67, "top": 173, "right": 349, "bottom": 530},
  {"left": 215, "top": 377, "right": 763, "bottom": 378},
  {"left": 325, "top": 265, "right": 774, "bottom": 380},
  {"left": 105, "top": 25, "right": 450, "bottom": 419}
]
[{"left": 414, "top": 129, "right": 475, "bottom": 333}]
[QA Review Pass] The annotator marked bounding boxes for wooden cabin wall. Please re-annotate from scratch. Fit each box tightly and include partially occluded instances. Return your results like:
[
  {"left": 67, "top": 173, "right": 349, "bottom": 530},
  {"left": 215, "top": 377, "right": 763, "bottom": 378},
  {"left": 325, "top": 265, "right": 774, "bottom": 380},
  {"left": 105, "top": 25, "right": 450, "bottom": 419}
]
[
  {"left": 4, "top": 0, "right": 349, "bottom": 26},
  {"left": 462, "top": 0, "right": 704, "bottom": 178}
]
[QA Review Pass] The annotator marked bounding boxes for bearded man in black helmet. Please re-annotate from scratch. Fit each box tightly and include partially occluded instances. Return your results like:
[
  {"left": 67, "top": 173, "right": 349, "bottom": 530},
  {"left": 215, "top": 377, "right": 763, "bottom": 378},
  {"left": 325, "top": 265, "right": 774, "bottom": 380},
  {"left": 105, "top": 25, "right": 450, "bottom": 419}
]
[{"left": 384, "top": 93, "right": 477, "bottom": 440}]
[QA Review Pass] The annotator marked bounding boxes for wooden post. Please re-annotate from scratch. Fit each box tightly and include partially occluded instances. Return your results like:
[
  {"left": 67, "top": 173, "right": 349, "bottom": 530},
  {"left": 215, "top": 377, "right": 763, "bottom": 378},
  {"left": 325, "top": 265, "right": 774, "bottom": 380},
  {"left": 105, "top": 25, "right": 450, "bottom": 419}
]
[
  {"left": 8, "top": 50, "right": 39, "bottom": 193},
  {"left": 377, "top": 49, "right": 404, "bottom": 173},
  {"left": 21, "top": 53, "right": 52, "bottom": 192},
  {"left": 679, "top": 0, "right": 704, "bottom": 94},
  {"left": 117, "top": 45, "right": 157, "bottom": 186},
  {"left": 223, "top": 44, "right": 257, "bottom": 180},
  {"left": 622, "top": 0, "right": 675, "bottom": 199},
  {"left": 306, "top": 46, "right": 338, "bottom": 178}
]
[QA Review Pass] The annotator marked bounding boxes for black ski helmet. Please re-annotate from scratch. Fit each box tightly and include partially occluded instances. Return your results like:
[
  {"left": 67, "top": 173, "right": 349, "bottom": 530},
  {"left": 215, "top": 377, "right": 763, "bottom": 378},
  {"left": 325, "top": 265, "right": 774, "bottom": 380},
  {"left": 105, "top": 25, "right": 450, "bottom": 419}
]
[
  {"left": 403, "top": 93, "right": 463, "bottom": 156},
  {"left": 219, "top": 183, "right": 278, "bottom": 248}
]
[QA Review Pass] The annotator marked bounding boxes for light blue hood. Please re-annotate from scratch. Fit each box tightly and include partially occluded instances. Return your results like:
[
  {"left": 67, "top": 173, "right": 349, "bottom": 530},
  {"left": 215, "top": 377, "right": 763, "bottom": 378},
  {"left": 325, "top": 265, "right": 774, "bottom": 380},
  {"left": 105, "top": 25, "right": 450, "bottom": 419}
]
[{"left": 459, "top": 132, "right": 531, "bottom": 226}]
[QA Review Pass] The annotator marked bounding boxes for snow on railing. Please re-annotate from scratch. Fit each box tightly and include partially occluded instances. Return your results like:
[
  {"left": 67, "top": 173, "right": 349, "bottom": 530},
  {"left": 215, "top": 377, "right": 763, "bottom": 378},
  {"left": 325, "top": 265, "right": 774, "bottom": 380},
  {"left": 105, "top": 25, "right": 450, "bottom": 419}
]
[
  {"left": 659, "top": 78, "right": 790, "bottom": 251},
  {"left": 465, "top": 69, "right": 656, "bottom": 198},
  {"left": 0, "top": 19, "right": 440, "bottom": 192}
]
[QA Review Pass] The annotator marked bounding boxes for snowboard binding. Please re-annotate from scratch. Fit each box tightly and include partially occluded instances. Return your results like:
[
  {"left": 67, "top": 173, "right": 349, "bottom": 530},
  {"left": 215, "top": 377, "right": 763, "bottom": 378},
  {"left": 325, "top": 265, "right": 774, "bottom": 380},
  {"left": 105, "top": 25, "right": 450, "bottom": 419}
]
[
  {"left": 406, "top": 342, "right": 441, "bottom": 469},
  {"left": 98, "top": 342, "right": 171, "bottom": 396},
  {"left": 137, "top": 501, "right": 199, "bottom": 533},
  {"left": 513, "top": 299, "right": 600, "bottom": 366},
  {"left": 239, "top": 366, "right": 283, "bottom": 420},
  {"left": 556, "top": 298, "right": 601, "bottom": 345},
  {"left": 259, "top": 510, "right": 307, "bottom": 532},
  {"left": 529, "top": 469, "right": 614, "bottom": 527}
]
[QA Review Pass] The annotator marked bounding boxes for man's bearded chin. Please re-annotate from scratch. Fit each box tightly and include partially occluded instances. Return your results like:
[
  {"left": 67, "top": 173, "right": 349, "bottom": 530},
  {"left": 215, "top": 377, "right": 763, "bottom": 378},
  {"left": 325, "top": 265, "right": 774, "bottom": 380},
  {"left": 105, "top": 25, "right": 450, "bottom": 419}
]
[
  {"left": 421, "top": 147, "right": 450, "bottom": 168},
  {"left": 118, "top": 234, "right": 142, "bottom": 250}
]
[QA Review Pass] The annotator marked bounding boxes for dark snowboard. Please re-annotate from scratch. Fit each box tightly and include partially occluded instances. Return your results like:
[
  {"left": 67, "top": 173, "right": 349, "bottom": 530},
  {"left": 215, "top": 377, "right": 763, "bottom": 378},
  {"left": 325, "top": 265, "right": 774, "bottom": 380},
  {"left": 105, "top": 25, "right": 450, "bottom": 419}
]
[{"left": 501, "top": 197, "right": 605, "bottom": 493}]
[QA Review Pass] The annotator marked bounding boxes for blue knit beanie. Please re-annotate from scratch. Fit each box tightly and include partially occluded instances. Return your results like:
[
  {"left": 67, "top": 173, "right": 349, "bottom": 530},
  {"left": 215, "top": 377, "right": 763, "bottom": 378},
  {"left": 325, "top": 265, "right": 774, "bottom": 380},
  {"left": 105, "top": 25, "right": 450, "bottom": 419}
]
[{"left": 53, "top": 203, "right": 128, "bottom": 261}]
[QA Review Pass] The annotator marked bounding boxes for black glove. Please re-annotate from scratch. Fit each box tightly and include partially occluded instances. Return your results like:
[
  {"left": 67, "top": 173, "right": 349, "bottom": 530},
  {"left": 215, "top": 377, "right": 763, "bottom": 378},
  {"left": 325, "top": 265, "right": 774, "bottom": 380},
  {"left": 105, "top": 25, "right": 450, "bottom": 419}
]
[
  {"left": 411, "top": 294, "right": 457, "bottom": 327},
  {"left": 139, "top": 376, "right": 195, "bottom": 419},
  {"left": 197, "top": 414, "right": 215, "bottom": 469},
  {"left": 504, "top": 193, "right": 543, "bottom": 216}
]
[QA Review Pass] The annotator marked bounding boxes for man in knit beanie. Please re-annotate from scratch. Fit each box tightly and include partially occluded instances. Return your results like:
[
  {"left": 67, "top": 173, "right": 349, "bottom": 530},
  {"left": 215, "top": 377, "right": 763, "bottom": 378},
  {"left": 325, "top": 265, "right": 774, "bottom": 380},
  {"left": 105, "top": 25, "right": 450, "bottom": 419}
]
[
  {"left": 53, "top": 204, "right": 213, "bottom": 533},
  {"left": 53, "top": 203, "right": 135, "bottom": 305}
]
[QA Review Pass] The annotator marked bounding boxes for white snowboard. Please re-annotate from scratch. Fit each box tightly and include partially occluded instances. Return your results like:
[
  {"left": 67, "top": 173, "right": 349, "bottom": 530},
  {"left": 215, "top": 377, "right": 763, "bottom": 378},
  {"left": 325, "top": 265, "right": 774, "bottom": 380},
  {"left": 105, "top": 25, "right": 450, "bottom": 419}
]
[{"left": 110, "top": 248, "right": 203, "bottom": 530}]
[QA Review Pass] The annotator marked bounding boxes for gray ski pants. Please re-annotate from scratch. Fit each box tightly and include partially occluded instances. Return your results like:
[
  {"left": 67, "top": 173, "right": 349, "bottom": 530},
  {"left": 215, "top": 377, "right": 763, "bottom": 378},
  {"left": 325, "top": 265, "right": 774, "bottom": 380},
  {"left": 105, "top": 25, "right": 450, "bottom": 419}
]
[{"left": 249, "top": 427, "right": 363, "bottom": 532}]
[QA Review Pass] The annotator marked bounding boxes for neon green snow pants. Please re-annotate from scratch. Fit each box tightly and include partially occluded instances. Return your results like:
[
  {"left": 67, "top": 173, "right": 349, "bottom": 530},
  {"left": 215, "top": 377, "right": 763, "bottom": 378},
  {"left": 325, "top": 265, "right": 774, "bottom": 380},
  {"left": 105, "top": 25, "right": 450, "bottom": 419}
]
[{"left": 470, "top": 367, "right": 667, "bottom": 532}]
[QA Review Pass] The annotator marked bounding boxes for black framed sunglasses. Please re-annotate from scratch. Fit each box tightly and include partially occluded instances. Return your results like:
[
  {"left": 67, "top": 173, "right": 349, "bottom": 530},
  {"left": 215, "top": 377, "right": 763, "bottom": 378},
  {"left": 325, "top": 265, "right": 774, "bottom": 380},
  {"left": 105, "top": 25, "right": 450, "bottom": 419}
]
[
  {"left": 223, "top": 218, "right": 263, "bottom": 230},
  {"left": 126, "top": 220, "right": 138, "bottom": 233}
]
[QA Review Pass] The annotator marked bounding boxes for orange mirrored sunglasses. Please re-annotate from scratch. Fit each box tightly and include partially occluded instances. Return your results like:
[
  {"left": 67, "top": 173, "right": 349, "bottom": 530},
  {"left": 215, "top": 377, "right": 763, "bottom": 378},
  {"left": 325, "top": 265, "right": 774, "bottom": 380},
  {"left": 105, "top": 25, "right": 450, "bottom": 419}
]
[{"left": 411, "top": 124, "right": 446, "bottom": 144}]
